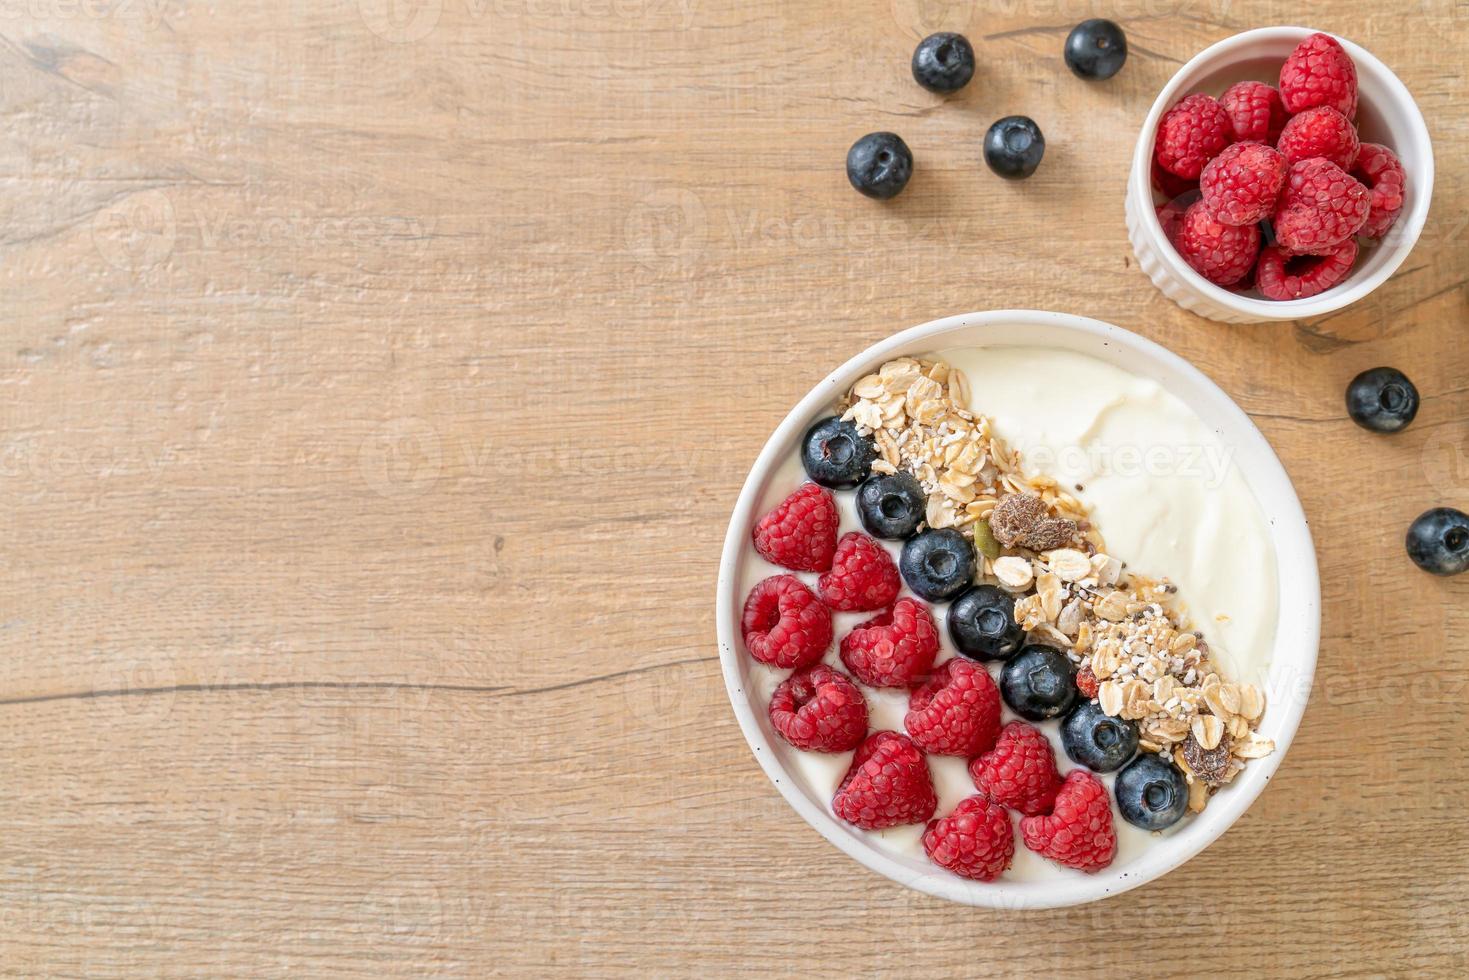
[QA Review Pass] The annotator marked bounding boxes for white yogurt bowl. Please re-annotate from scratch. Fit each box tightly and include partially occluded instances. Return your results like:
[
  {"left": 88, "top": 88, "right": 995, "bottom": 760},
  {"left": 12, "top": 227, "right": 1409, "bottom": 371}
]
[
  {"left": 1126, "top": 27, "right": 1434, "bottom": 323},
  {"left": 716, "top": 310, "right": 1320, "bottom": 908}
]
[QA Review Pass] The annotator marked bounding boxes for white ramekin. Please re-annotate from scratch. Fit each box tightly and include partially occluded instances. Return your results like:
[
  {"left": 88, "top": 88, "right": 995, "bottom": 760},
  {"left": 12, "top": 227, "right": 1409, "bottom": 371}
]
[
  {"left": 1126, "top": 27, "right": 1434, "bottom": 323},
  {"left": 716, "top": 310, "right": 1321, "bottom": 908}
]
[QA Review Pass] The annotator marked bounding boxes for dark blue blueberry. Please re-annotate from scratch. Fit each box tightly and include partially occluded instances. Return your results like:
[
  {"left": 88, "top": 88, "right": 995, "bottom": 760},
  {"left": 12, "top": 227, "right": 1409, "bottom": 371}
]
[
  {"left": 1064, "top": 19, "right": 1127, "bottom": 80},
  {"left": 1061, "top": 700, "right": 1139, "bottom": 773},
  {"left": 899, "top": 528, "right": 975, "bottom": 602},
  {"left": 999, "top": 645, "right": 1076, "bottom": 721},
  {"left": 847, "top": 132, "right": 914, "bottom": 200},
  {"left": 947, "top": 585, "right": 1024, "bottom": 662},
  {"left": 1346, "top": 367, "right": 1420, "bottom": 433},
  {"left": 856, "top": 472, "right": 926, "bottom": 539},
  {"left": 800, "top": 416, "right": 876, "bottom": 489},
  {"left": 912, "top": 32, "right": 976, "bottom": 94},
  {"left": 1406, "top": 507, "right": 1469, "bottom": 577},
  {"left": 1115, "top": 754, "right": 1188, "bottom": 831},
  {"left": 983, "top": 116, "right": 1045, "bottom": 180}
]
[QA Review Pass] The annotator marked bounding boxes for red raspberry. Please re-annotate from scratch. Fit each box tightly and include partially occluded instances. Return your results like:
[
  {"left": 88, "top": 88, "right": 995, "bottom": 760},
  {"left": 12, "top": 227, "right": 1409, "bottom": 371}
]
[
  {"left": 1200, "top": 142, "right": 1287, "bottom": 226},
  {"left": 752, "top": 483, "right": 838, "bottom": 572},
  {"left": 741, "top": 575, "right": 833, "bottom": 669},
  {"left": 768, "top": 664, "right": 868, "bottom": 753},
  {"left": 1075, "top": 664, "right": 1099, "bottom": 699},
  {"left": 1019, "top": 769, "right": 1117, "bottom": 873},
  {"left": 1156, "top": 190, "right": 1200, "bottom": 245},
  {"left": 904, "top": 659, "right": 1002, "bottom": 758},
  {"left": 839, "top": 597, "right": 940, "bottom": 688},
  {"left": 1352, "top": 142, "right": 1407, "bottom": 239},
  {"left": 1151, "top": 158, "right": 1198, "bottom": 202},
  {"left": 817, "top": 532, "right": 900, "bottom": 612},
  {"left": 922, "top": 796, "right": 1014, "bottom": 882},
  {"left": 1220, "top": 80, "right": 1288, "bottom": 144},
  {"left": 833, "top": 731, "right": 938, "bottom": 830},
  {"left": 1255, "top": 240, "right": 1358, "bottom": 301},
  {"left": 1276, "top": 106, "right": 1359, "bottom": 170},
  {"left": 1174, "top": 200, "right": 1260, "bottom": 286},
  {"left": 968, "top": 721, "right": 1061, "bottom": 817},
  {"left": 1274, "top": 158, "right": 1370, "bottom": 255},
  {"left": 1279, "top": 32, "right": 1358, "bottom": 119},
  {"left": 1154, "top": 94, "right": 1233, "bottom": 180}
]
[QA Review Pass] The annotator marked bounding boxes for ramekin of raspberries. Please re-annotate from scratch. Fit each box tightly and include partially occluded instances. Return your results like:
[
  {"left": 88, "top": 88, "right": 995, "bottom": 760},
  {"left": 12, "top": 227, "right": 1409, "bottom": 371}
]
[{"left": 1127, "top": 28, "right": 1431, "bottom": 322}]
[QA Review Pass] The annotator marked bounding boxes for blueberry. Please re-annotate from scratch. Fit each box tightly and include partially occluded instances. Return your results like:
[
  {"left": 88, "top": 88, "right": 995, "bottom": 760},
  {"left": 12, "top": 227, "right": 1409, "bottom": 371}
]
[
  {"left": 999, "top": 645, "right": 1076, "bottom": 721},
  {"left": 983, "top": 116, "right": 1045, "bottom": 180},
  {"left": 1115, "top": 754, "right": 1188, "bottom": 831},
  {"left": 800, "top": 416, "right": 876, "bottom": 489},
  {"left": 947, "top": 585, "right": 1024, "bottom": 662},
  {"left": 899, "top": 528, "right": 975, "bottom": 602},
  {"left": 912, "top": 32, "right": 976, "bottom": 94},
  {"left": 1346, "top": 367, "right": 1420, "bottom": 433},
  {"left": 1064, "top": 19, "right": 1127, "bottom": 80},
  {"left": 1061, "top": 700, "right": 1139, "bottom": 773},
  {"left": 1406, "top": 508, "right": 1469, "bottom": 577},
  {"left": 856, "top": 472, "right": 925, "bottom": 539},
  {"left": 847, "top": 132, "right": 914, "bottom": 200}
]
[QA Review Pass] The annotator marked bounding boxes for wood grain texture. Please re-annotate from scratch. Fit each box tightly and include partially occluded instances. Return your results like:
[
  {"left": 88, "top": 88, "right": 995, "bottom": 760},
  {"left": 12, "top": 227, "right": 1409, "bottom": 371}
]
[{"left": 1, "top": 0, "right": 1467, "bottom": 975}]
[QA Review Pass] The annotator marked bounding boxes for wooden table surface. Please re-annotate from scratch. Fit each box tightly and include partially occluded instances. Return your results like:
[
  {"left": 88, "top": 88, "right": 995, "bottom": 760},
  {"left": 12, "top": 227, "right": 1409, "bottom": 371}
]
[{"left": 2, "top": 0, "right": 1467, "bottom": 975}]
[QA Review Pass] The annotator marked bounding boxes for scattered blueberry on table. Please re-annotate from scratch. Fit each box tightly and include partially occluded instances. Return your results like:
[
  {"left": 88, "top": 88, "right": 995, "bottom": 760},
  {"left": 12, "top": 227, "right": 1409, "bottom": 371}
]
[
  {"left": 911, "top": 32, "right": 976, "bottom": 94},
  {"left": 1346, "top": 366, "right": 1420, "bottom": 433},
  {"left": 846, "top": 132, "right": 913, "bottom": 200},
  {"left": 1064, "top": 19, "right": 1127, "bottom": 80},
  {"left": 984, "top": 116, "right": 1046, "bottom": 180},
  {"left": 1406, "top": 508, "right": 1469, "bottom": 577}
]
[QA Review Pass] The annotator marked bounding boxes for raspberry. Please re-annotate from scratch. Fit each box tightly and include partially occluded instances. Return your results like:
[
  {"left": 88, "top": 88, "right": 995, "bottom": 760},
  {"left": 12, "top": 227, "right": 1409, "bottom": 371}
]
[
  {"left": 768, "top": 664, "right": 868, "bottom": 753},
  {"left": 839, "top": 597, "right": 940, "bottom": 688},
  {"left": 1156, "top": 190, "right": 1200, "bottom": 245},
  {"left": 1279, "top": 32, "right": 1358, "bottom": 119},
  {"left": 752, "top": 483, "right": 838, "bottom": 572},
  {"left": 1151, "top": 158, "right": 1198, "bottom": 202},
  {"left": 1255, "top": 240, "right": 1358, "bottom": 301},
  {"left": 1273, "top": 158, "right": 1370, "bottom": 255},
  {"left": 1276, "top": 106, "right": 1360, "bottom": 170},
  {"left": 904, "top": 659, "right": 1002, "bottom": 758},
  {"left": 1220, "top": 80, "right": 1288, "bottom": 144},
  {"left": 968, "top": 721, "right": 1061, "bottom": 817},
  {"left": 1352, "top": 142, "right": 1407, "bottom": 239},
  {"left": 1019, "top": 769, "right": 1117, "bottom": 873},
  {"left": 922, "top": 796, "right": 1014, "bottom": 882},
  {"left": 817, "top": 532, "right": 900, "bottom": 612},
  {"left": 1199, "top": 142, "right": 1286, "bottom": 226},
  {"left": 1075, "top": 664, "right": 1099, "bottom": 699},
  {"left": 1154, "top": 94, "right": 1233, "bottom": 180},
  {"left": 1174, "top": 200, "right": 1260, "bottom": 286},
  {"left": 833, "top": 731, "right": 938, "bottom": 830},
  {"left": 741, "top": 575, "right": 833, "bottom": 669}
]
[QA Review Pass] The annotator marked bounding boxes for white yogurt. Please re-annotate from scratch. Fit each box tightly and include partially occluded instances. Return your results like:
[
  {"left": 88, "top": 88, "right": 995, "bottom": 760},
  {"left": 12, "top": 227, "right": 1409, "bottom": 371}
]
[
  {"left": 740, "top": 345, "right": 1279, "bottom": 881},
  {"left": 940, "top": 346, "right": 1278, "bottom": 688}
]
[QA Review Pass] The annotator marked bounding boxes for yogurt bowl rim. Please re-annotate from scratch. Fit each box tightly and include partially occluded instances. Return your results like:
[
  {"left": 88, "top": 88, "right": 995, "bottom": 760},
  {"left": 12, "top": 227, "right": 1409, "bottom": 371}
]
[{"left": 715, "top": 309, "right": 1320, "bottom": 908}]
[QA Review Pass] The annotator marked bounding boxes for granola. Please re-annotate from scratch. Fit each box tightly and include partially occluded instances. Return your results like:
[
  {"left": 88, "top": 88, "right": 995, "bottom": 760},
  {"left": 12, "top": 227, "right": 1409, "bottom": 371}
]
[
  {"left": 839, "top": 357, "right": 1093, "bottom": 546},
  {"left": 842, "top": 356, "right": 1275, "bottom": 817}
]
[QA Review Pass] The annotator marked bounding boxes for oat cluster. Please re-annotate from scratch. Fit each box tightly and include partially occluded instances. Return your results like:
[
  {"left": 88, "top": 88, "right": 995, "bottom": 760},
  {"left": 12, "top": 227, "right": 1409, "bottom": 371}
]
[
  {"left": 839, "top": 357, "right": 1090, "bottom": 543},
  {"left": 842, "top": 357, "right": 1275, "bottom": 816}
]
